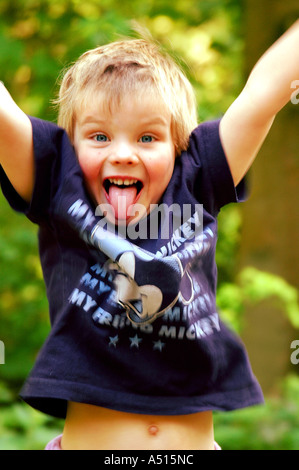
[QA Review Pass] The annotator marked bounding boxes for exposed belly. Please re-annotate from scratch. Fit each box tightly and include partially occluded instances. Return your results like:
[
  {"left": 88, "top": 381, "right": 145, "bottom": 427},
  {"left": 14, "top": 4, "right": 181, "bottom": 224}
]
[{"left": 61, "top": 402, "right": 215, "bottom": 450}]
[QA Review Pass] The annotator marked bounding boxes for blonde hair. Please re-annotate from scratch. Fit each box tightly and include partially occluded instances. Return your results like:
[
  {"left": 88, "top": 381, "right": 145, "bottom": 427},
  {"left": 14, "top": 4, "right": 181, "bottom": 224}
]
[{"left": 56, "top": 38, "right": 198, "bottom": 155}]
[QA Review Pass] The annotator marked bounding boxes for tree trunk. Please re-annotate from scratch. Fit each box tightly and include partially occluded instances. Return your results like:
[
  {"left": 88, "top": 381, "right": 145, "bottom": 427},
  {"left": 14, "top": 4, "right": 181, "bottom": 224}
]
[{"left": 239, "top": 0, "right": 299, "bottom": 394}]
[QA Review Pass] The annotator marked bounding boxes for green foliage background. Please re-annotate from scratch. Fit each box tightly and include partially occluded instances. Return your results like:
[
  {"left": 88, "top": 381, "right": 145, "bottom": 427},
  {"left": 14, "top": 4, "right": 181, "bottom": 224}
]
[{"left": 0, "top": 0, "right": 298, "bottom": 450}]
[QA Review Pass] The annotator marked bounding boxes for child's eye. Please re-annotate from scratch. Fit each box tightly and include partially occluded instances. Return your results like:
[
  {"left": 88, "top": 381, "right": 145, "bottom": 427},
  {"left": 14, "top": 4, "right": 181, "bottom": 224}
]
[
  {"left": 94, "top": 134, "right": 108, "bottom": 142},
  {"left": 140, "top": 135, "right": 154, "bottom": 143}
]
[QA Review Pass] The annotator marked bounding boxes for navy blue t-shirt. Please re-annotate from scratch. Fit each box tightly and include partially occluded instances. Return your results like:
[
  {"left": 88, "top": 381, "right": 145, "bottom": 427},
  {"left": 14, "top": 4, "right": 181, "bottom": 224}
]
[{"left": 0, "top": 116, "right": 264, "bottom": 418}]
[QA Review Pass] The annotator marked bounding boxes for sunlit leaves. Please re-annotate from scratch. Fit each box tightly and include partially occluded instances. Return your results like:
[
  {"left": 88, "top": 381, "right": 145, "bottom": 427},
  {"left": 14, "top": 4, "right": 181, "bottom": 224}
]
[{"left": 0, "top": 0, "right": 243, "bottom": 121}]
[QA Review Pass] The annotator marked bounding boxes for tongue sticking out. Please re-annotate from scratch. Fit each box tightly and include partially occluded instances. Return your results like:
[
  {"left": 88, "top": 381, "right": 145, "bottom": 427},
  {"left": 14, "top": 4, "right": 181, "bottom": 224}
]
[{"left": 109, "top": 184, "right": 138, "bottom": 220}]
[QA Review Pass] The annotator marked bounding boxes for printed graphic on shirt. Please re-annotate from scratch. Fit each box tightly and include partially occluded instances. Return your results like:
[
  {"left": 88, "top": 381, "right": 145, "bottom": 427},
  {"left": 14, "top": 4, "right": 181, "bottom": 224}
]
[
  {"left": 68, "top": 259, "right": 221, "bottom": 353},
  {"left": 109, "top": 251, "right": 183, "bottom": 325},
  {"left": 66, "top": 198, "right": 221, "bottom": 351},
  {"left": 66, "top": 199, "right": 211, "bottom": 325}
]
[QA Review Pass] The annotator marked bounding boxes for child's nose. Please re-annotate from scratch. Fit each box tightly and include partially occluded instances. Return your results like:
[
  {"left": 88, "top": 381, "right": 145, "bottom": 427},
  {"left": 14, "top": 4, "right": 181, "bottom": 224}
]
[{"left": 109, "top": 143, "right": 139, "bottom": 165}]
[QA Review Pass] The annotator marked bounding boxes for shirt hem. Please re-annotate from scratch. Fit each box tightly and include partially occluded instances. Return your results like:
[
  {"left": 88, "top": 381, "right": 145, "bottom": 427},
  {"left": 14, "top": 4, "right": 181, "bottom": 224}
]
[{"left": 20, "top": 377, "right": 264, "bottom": 419}]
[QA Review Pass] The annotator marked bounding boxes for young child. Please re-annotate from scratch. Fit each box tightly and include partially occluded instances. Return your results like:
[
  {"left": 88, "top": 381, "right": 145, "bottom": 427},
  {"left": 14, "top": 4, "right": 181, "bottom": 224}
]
[{"left": 0, "top": 19, "right": 298, "bottom": 450}]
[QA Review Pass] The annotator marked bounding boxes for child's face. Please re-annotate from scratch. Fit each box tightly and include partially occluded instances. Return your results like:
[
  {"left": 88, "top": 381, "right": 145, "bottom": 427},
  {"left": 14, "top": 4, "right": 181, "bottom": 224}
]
[{"left": 73, "top": 92, "right": 176, "bottom": 225}]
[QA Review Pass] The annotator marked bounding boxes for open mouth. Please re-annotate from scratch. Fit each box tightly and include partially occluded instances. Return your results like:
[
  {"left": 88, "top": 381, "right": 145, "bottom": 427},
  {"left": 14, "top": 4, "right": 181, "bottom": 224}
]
[
  {"left": 103, "top": 177, "right": 144, "bottom": 220},
  {"left": 103, "top": 177, "right": 143, "bottom": 196}
]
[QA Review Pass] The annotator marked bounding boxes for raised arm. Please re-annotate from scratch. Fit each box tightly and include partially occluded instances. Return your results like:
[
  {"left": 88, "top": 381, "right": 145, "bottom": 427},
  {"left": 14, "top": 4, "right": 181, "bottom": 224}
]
[
  {"left": 220, "top": 19, "right": 299, "bottom": 186},
  {"left": 0, "top": 82, "right": 34, "bottom": 202}
]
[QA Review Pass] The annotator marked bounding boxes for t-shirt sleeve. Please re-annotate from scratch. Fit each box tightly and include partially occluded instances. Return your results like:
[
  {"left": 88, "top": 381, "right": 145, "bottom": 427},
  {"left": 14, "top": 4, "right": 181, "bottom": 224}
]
[
  {"left": 0, "top": 116, "right": 76, "bottom": 224},
  {"left": 188, "top": 119, "right": 247, "bottom": 215}
]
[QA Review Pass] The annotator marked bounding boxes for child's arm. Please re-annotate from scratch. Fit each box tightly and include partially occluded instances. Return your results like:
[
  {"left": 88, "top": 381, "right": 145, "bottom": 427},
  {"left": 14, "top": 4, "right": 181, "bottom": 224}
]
[
  {"left": 0, "top": 82, "right": 34, "bottom": 202},
  {"left": 220, "top": 19, "right": 299, "bottom": 186}
]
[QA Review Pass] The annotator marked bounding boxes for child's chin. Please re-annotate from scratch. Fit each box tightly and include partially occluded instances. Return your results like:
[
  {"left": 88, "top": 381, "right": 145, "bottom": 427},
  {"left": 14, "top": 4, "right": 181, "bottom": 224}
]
[
  {"left": 121, "top": 204, "right": 148, "bottom": 226},
  {"left": 96, "top": 202, "right": 149, "bottom": 231},
  {"left": 116, "top": 212, "right": 145, "bottom": 228},
  {"left": 105, "top": 210, "right": 145, "bottom": 230}
]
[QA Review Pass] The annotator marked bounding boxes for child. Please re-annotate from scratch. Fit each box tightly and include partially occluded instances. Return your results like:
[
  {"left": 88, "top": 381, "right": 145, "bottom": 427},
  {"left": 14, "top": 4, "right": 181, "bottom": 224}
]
[{"left": 0, "top": 19, "right": 298, "bottom": 450}]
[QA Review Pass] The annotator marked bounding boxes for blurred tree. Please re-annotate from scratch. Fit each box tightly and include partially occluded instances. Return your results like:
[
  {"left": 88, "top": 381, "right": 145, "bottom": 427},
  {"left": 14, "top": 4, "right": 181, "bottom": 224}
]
[{"left": 239, "top": 0, "right": 299, "bottom": 393}]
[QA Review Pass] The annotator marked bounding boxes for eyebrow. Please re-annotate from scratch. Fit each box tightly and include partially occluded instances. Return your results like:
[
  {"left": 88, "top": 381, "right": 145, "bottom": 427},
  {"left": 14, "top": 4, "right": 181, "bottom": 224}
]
[
  {"left": 79, "top": 115, "right": 169, "bottom": 127},
  {"left": 139, "top": 116, "right": 169, "bottom": 126},
  {"left": 79, "top": 116, "right": 106, "bottom": 126}
]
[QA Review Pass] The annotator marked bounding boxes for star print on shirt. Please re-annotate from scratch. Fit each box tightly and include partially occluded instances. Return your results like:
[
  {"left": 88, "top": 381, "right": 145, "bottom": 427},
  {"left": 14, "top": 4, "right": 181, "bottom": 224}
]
[
  {"left": 109, "top": 335, "right": 119, "bottom": 347},
  {"left": 129, "top": 334, "right": 142, "bottom": 349},
  {"left": 107, "top": 333, "right": 166, "bottom": 351},
  {"left": 153, "top": 340, "right": 165, "bottom": 352}
]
